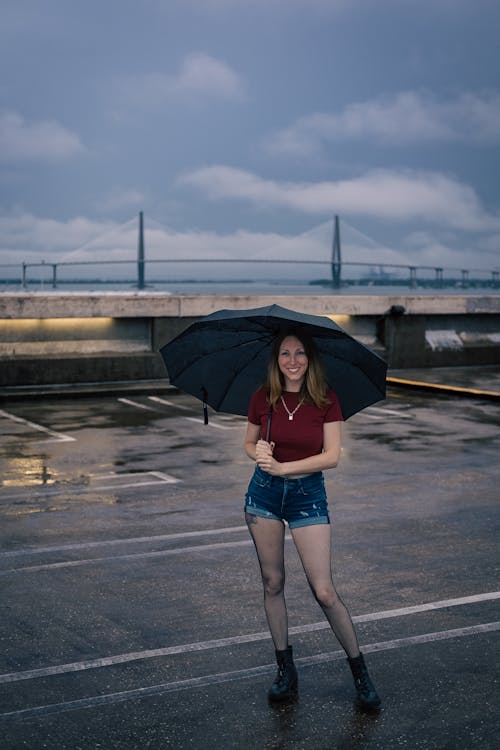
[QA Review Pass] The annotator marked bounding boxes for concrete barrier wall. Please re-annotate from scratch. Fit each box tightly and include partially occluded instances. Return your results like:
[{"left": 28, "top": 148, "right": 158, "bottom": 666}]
[{"left": 1, "top": 293, "right": 499, "bottom": 387}]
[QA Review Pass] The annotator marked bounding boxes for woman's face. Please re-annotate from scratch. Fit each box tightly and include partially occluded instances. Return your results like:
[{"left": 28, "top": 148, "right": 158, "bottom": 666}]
[{"left": 277, "top": 335, "right": 308, "bottom": 390}]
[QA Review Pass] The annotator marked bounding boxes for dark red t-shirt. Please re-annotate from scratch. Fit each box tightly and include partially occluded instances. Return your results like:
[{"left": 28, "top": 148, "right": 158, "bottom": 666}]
[{"left": 248, "top": 388, "right": 343, "bottom": 463}]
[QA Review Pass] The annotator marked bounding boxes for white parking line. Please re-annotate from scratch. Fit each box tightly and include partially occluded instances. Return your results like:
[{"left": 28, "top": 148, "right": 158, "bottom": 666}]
[
  {"left": 1, "top": 591, "right": 498, "bottom": 684},
  {"left": 0, "top": 525, "right": 249, "bottom": 558},
  {"left": 89, "top": 470, "right": 180, "bottom": 491},
  {"left": 354, "top": 406, "right": 413, "bottom": 421},
  {"left": 1, "top": 621, "right": 498, "bottom": 720},
  {"left": 0, "top": 408, "right": 75, "bottom": 443},
  {"left": 148, "top": 396, "right": 192, "bottom": 410},
  {"left": 366, "top": 406, "right": 413, "bottom": 419},
  {"left": 119, "top": 397, "right": 239, "bottom": 429},
  {"left": 0, "top": 471, "right": 180, "bottom": 504},
  {"left": 117, "top": 398, "right": 157, "bottom": 411},
  {"left": 0, "top": 539, "right": 259, "bottom": 575}
]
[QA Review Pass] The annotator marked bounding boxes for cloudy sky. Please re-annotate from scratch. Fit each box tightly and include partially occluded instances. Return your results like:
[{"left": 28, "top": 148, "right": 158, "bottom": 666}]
[{"left": 1, "top": 0, "right": 500, "bottom": 282}]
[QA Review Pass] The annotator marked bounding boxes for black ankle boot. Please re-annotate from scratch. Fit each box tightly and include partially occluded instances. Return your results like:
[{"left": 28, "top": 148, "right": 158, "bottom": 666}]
[
  {"left": 347, "top": 652, "right": 381, "bottom": 710},
  {"left": 268, "top": 645, "right": 298, "bottom": 702}
]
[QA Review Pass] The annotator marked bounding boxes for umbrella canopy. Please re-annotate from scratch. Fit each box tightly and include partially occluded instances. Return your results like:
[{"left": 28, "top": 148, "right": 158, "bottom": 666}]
[{"left": 160, "top": 304, "right": 387, "bottom": 420}]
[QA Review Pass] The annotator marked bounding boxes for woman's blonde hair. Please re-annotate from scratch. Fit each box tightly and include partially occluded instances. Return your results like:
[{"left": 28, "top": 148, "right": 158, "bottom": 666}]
[{"left": 265, "top": 329, "right": 330, "bottom": 410}]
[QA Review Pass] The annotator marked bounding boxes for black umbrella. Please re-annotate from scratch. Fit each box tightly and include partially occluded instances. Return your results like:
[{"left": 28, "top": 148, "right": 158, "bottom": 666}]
[{"left": 160, "top": 304, "right": 387, "bottom": 422}]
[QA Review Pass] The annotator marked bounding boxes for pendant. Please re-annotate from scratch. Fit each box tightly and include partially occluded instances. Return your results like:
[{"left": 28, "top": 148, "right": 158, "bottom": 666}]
[{"left": 289, "top": 415, "right": 293, "bottom": 421}]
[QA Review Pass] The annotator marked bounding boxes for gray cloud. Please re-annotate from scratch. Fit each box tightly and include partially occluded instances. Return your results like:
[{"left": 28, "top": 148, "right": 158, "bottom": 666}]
[
  {"left": 112, "top": 53, "right": 247, "bottom": 113},
  {"left": 0, "top": 111, "right": 85, "bottom": 162},
  {"left": 263, "top": 90, "right": 500, "bottom": 156},
  {"left": 179, "top": 164, "right": 500, "bottom": 231}
]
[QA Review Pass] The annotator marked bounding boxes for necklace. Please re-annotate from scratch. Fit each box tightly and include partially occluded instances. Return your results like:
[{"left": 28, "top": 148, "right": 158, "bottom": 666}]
[{"left": 281, "top": 395, "right": 303, "bottom": 421}]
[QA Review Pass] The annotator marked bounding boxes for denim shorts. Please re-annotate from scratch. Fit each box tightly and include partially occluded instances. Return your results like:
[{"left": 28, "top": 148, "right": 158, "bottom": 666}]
[{"left": 244, "top": 466, "right": 330, "bottom": 529}]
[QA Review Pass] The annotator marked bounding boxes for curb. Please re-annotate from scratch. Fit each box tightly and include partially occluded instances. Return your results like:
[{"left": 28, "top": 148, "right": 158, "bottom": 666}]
[
  {"left": 0, "top": 380, "right": 173, "bottom": 401},
  {"left": 386, "top": 376, "right": 500, "bottom": 401}
]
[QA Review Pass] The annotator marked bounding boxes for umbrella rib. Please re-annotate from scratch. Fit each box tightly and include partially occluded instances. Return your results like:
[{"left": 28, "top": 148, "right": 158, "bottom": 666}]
[
  {"left": 207, "top": 337, "right": 271, "bottom": 411},
  {"left": 169, "top": 331, "right": 273, "bottom": 382}
]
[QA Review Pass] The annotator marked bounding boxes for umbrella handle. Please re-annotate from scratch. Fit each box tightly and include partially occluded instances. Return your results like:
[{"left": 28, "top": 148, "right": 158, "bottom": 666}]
[{"left": 266, "top": 408, "right": 272, "bottom": 442}]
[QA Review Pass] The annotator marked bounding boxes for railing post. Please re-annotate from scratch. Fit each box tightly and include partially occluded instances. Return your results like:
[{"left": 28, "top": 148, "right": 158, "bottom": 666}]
[
  {"left": 461, "top": 269, "right": 469, "bottom": 288},
  {"left": 52, "top": 263, "right": 57, "bottom": 289},
  {"left": 409, "top": 266, "right": 417, "bottom": 288},
  {"left": 22, "top": 262, "right": 27, "bottom": 289}
]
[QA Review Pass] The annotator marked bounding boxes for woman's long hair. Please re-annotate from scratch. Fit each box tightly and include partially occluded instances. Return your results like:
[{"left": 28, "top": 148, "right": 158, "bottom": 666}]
[{"left": 266, "top": 328, "right": 330, "bottom": 410}]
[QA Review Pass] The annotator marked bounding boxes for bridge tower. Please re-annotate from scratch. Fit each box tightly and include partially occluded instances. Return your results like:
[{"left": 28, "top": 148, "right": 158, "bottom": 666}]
[
  {"left": 137, "top": 211, "right": 145, "bottom": 289},
  {"left": 331, "top": 214, "right": 341, "bottom": 288}
]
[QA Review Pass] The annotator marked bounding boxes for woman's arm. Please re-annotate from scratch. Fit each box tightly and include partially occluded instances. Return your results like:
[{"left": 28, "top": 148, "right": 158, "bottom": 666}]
[
  {"left": 244, "top": 421, "right": 262, "bottom": 461},
  {"left": 255, "top": 421, "right": 341, "bottom": 476}
]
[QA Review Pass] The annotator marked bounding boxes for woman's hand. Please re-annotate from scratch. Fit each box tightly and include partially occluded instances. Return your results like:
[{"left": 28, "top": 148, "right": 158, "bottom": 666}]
[{"left": 255, "top": 439, "right": 282, "bottom": 475}]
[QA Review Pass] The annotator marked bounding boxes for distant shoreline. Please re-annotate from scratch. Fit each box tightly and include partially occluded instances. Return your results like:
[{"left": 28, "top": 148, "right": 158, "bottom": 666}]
[{"left": 1, "top": 279, "right": 499, "bottom": 296}]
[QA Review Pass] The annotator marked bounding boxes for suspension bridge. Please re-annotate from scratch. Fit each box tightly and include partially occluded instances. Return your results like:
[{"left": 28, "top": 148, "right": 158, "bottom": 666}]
[{"left": 1, "top": 213, "right": 498, "bottom": 291}]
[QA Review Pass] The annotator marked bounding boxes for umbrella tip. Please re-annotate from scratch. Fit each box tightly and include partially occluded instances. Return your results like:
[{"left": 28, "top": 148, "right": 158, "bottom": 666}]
[{"left": 202, "top": 387, "right": 209, "bottom": 425}]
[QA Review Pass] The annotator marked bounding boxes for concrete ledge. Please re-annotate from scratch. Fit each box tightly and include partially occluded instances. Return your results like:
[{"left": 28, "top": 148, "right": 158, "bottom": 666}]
[
  {"left": 0, "top": 353, "right": 166, "bottom": 387},
  {"left": 1, "top": 292, "right": 499, "bottom": 318},
  {"left": 1, "top": 292, "right": 499, "bottom": 386}
]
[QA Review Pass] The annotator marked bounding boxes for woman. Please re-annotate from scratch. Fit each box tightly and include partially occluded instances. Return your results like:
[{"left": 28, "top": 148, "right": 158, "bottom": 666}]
[{"left": 244, "top": 329, "right": 380, "bottom": 709}]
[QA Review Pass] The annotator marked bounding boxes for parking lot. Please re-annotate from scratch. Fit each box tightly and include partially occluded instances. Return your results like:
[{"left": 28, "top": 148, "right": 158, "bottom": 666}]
[{"left": 1, "top": 370, "right": 499, "bottom": 749}]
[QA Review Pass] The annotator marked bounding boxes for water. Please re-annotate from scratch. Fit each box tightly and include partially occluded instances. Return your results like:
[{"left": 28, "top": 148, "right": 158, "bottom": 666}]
[{"left": 2, "top": 280, "right": 499, "bottom": 296}]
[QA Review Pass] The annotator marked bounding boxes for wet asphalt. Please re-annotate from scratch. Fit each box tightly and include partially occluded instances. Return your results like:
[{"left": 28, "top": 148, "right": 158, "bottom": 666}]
[{"left": 0, "top": 367, "right": 499, "bottom": 749}]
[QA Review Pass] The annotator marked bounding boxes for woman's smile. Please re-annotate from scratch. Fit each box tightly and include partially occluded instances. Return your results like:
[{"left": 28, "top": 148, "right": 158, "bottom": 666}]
[{"left": 278, "top": 335, "right": 309, "bottom": 389}]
